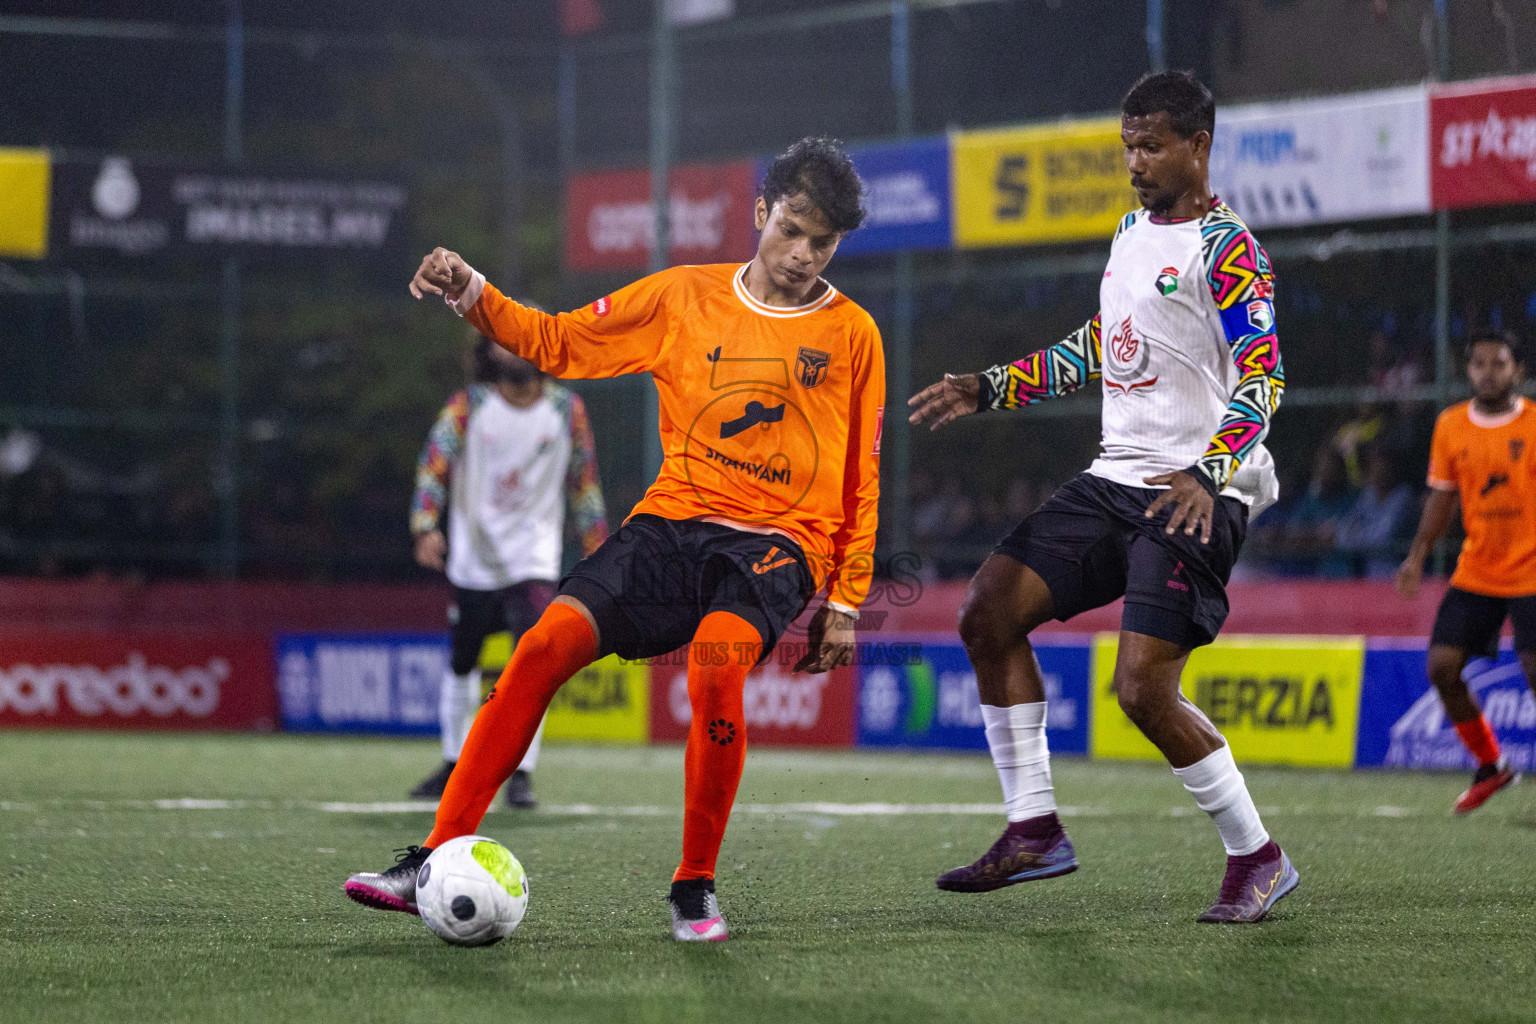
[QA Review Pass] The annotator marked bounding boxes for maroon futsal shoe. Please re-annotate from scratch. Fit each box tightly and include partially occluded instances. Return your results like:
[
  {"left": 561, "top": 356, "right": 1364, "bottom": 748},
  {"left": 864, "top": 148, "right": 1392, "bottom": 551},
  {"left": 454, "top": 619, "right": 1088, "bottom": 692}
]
[
  {"left": 1196, "top": 841, "right": 1298, "bottom": 924},
  {"left": 1453, "top": 759, "right": 1519, "bottom": 815},
  {"left": 935, "top": 814, "right": 1078, "bottom": 893}
]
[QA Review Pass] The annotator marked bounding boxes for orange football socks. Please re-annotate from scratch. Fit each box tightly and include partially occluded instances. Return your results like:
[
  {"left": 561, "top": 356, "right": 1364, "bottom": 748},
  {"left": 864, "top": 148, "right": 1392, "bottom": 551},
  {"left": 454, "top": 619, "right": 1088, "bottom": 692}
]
[
  {"left": 673, "top": 611, "right": 762, "bottom": 882},
  {"left": 1454, "top": 715, "right": 1502, "bottom": 767},
  {"left": 426, "top": 601, "right": 597, "bottom": 848}
]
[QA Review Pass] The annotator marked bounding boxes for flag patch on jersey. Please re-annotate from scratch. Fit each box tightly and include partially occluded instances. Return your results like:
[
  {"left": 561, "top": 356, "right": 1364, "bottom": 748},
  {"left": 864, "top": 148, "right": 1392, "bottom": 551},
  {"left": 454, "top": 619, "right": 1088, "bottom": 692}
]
[
  {"left": 1246, "top": 300, "right": 1274, "bottom": 332},
  {"left": 1155, "top": 267, "right": 1179, "bottom": 296}
]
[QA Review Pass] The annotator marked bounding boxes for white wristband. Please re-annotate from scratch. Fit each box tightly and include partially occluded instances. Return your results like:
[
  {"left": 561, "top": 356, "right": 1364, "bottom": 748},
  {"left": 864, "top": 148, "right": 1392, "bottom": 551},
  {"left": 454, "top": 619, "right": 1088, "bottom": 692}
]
[
  {"left": 827, "top": 600, "right": 859, "bottom": 620},
  {"left": 445, "top": 268, "right": 486, "bottom": 317}
]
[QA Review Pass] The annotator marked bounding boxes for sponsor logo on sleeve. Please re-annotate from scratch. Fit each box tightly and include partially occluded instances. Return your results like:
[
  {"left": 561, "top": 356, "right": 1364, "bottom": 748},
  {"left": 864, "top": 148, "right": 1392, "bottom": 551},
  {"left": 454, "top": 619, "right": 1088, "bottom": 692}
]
[
  {"left": 873, "top": 406, "right": 884, "bottom": 455},
  {"left": 1247, "top": 300, "right": 1275, "bottom": 332},
  {"left": 592, "top": 295, "right": 612, "bottom": 317}
]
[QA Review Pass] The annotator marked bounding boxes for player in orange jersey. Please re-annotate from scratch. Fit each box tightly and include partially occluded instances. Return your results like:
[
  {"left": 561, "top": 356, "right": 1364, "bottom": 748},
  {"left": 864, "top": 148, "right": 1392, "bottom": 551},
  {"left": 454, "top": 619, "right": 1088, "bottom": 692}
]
[
  {"left": 345, "top": 138, "right": 884, "bottom": 942},
  {"left": 1397, "top": 329, "right": 1536, "bottom": 813}
]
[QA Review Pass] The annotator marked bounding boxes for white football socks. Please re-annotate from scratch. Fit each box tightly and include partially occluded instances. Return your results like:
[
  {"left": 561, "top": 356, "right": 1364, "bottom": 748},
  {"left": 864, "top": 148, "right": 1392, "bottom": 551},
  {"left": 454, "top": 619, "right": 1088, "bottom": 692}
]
[
  {"left": 1171, "top": 743, "right": 1269, "bottom": 856},
  {"left": 439, "top": 669, "right": 482, "bottom": 762},
  {"left": 981, "top": 702, "right": 1057, "bottom": 822}
]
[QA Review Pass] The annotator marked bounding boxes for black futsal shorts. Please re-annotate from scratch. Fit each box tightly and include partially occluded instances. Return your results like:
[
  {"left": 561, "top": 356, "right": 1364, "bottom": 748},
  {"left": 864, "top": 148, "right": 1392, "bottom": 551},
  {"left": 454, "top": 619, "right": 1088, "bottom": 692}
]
[
  {"left": 1429, "top": 587, "right": 1536, "bottom": 657},
  {"left": 557, "top": 513, "right": 815, "bottom": 662},
  {"left": 447, "top": 580, "right": 557, "bottom": 675},
  {"left": 994, "top": 472, "right": 1249, "bottom": 649}
]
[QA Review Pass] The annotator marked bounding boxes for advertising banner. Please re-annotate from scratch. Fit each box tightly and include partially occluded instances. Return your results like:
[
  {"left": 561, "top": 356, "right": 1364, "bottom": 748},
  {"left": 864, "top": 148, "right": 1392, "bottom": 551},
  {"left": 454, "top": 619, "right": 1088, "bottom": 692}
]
[
  {"left": 856, "top": 637, "right": 1090, "bottom": 754},
  {"left": 276, "top": 633, "right": 447, "bottom": 735},
  {"left": 49, "top": 156, "right": 408, "bottom": 259},
  {"left": 0, "top": 630, "right": 276, "bottom": 731},
  {"left": 1431, "top": 74, "right": 1536, "bottom": 211},
  {"left": 1210, "top": 85, "right": 1430, "bottom": 228},
  {"left": 1091, "top": 635, "right": 1364, "bottom": 767},
  {"left": 0, "top": 147, "right": 51, "bottom": 259},
  {"left": 952, "top": 118, "right": 1137, "bottom": 249},
  {"left": 565, "top": 161, "right": 758, "bottom": 271},
  {"left": 836, "top": 137, "right": 952, "bottom": 256},
  {"left": 544, "top": 656, "right": 651, "bottom": 744},
  {"left": 1357, "top": 643, "right": 1535, "bottom": 771},
  {"left": 650, "top": 656, "right": 856, "bottom": 747}
]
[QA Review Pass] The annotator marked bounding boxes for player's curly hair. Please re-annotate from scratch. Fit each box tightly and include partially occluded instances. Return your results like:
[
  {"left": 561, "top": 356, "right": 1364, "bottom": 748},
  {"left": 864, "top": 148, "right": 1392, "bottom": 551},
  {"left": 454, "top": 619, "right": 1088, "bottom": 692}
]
[
  {"left": 1122, "top": 70, "right": 1216, "bottom": 139},
  {"left": 1466, "top": 328, "right": 1527, "bottom": 365},
  {"left": 760, "top": 136, "right": 866, "bottom": 234}
]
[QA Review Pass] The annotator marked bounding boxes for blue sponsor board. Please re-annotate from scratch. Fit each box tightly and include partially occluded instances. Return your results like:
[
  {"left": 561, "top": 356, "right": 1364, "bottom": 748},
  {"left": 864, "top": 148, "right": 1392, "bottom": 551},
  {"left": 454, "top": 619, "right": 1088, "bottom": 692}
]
[
  {"left": 1357, "top": 642, "right": 1536, "bottom": 771},
  {"left": 276, "top": 632, "right": 450, "bottom": 735},
  {"left": 857, "top": 636, "right": 1090, "bottom": 754},
  {"left": 836, "top": 137, "right": 952, "bottom": 256}
]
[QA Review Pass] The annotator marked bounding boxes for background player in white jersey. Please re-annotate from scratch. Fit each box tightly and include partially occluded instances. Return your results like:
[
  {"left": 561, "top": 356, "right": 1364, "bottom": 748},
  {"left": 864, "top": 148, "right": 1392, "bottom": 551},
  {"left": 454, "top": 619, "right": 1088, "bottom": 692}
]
[
  {"left": 909, "top": 72, "right": 1294, "bottom": 923},
  {"left": 408, "top": 324, "right": 609, "bottom": 806}
]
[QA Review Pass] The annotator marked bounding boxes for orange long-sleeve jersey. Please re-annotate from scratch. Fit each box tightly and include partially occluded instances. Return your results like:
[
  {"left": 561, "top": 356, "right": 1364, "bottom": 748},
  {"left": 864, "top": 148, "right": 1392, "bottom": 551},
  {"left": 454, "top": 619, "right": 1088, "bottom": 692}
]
[{"left": 450, "top": 262, "right": 885, "bottom": 610}]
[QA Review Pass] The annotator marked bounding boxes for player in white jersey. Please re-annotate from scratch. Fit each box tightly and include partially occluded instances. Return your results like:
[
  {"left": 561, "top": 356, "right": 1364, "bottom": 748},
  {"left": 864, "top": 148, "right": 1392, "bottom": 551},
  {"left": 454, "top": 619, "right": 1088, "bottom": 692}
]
[
  {"left": 909, "top": 72, "right": 1294, "bottom": 923},
  {"left": 408, "top": 325, "right": 609, "bottom": 806}
]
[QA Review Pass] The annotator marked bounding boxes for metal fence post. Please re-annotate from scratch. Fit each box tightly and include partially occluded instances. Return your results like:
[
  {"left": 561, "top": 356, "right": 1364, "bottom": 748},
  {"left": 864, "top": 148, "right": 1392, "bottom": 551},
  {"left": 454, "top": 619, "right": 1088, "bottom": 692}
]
[
  {"left": 644, "top": 0, "right": 673, "bottom": 483},
  {"left": 217, "top": 0, "right": 244, "bottom": 578},
  {"left": 888, "top": 1, "right": 915, "bottom": 558}
]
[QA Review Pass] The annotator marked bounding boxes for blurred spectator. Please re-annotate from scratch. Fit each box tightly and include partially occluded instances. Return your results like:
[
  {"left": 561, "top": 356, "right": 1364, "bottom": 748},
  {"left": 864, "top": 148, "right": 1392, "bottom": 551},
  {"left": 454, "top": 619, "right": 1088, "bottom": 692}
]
[
  {"left": 1274, "top": 445, "right": 1358, "bottom": 577},
  {"left": 1335, "top": 445, "right": 1417, "bottom": 579},
  {"left": 1366, "top": 327, "right": 1424, "bottom": 396}
]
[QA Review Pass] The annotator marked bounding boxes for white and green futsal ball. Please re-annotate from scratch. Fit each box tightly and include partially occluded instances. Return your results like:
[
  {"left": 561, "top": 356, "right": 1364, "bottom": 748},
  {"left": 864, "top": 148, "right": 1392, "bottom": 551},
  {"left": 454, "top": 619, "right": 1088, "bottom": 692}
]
[{"left": 416, "top": 836, "right": 529, "bottom": 946}]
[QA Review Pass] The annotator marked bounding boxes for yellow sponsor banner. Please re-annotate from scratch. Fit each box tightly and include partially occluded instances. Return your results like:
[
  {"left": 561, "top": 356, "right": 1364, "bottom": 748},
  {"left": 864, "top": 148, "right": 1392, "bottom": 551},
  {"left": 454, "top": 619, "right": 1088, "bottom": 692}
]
[
  {"left": 479, "top": 633, "right": 649, "bottom": 744},
  {"left": 0, "top": 148, "right": 51, "bottom": 259},
  {"left": 1090, "top": 635, "right": 1365, "bottom": 768},
  {"left": 952, "top": 118, "right": 1138, "bottom": 248}
]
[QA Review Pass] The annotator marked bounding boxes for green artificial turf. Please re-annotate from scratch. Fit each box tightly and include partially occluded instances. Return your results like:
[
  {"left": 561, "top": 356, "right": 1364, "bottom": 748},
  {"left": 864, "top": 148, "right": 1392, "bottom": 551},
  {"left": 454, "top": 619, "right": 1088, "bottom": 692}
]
[{"left": 3, "top": 732, "right": 1533, "bottom": 1023}]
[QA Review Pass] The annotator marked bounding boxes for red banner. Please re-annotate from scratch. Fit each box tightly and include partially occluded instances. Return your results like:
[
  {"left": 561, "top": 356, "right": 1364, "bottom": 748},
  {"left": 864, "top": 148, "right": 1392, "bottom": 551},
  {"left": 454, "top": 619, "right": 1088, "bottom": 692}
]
[
  {"left": 649, "top": 660, "right": 855, "bottom": 747},
  {"left": 0, "top": 631, "right": 278, "bottom": 731},
  {"left": 565, "top": 161, "right": 758, "bottom": 272},
  {"left": 1431, "top": 75, "right": 1536, "bottom": 210}
]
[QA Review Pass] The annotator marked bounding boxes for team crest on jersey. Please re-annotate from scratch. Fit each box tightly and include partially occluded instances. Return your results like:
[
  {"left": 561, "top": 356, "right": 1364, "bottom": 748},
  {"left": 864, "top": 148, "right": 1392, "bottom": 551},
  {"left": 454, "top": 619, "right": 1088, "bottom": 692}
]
[
  {"left": 796, "top": 347, "right": 830, "bottom": 389},
  {"left": 1155, "top": 266, "right": 1180, "bottom": 296},
  {"left": 592, "top": 296, "right": 612, "bottom": 317},
  {"left": 1247, "top": 300, "right": 1274, "bottom": 332},
  {"left": 1104, "top": 314, "right": 1156, "bottom": 395},
  {"left": 1108, "top": 315, "right": 1140, "bottom": 365}
]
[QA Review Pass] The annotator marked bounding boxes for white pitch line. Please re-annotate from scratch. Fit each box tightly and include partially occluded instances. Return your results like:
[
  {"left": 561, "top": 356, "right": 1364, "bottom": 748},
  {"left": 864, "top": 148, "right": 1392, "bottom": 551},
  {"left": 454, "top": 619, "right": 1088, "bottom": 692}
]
[
  {"left": 312, "top": 801, "right": 439, "bottom": 814},
  {"left": 0, "top": 799, "right": 1425, "bottom": 819}
]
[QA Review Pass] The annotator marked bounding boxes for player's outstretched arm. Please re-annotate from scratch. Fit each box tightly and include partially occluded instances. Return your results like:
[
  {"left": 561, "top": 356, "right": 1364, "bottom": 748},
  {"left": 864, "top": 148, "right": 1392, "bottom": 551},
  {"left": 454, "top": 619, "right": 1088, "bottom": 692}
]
[
  {"left": 909, "top": 314, "right": 1104, "bottom": 431},
  {"left": 1396, "top": 488, "right": 1458, "bottom": 598},
  {"left": 907, "top": 373, "right": 980, "bottom": 431},
  {"left": 409, "top": 246, "right": 674, "bottom": 381}
]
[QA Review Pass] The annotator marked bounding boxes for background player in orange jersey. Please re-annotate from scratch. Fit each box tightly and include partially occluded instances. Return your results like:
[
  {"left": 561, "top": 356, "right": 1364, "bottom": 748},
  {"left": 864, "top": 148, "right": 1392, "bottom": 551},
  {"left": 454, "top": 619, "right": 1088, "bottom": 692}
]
[
  {"left": 1397, "top": 330, "right": 1536, "bottom": 813},
  {"left": 345, "top": 138, "right": 884, "bottom": 942}
]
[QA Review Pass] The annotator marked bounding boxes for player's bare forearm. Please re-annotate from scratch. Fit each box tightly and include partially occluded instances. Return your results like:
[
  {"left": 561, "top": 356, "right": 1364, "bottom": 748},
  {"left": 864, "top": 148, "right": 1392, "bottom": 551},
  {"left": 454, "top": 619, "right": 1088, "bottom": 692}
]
[
  {"left": 1408, "top": 489, "right": 1458, "bottom": 560},
  {"left": 907, "top": 373, "right": 981, "bottom": 430},
  {"left": 1396, "top": 489, "right": 1457, "bottom": 598},
  {"left": 793, "top": 604, "right": 857, "bottom": 674}
]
